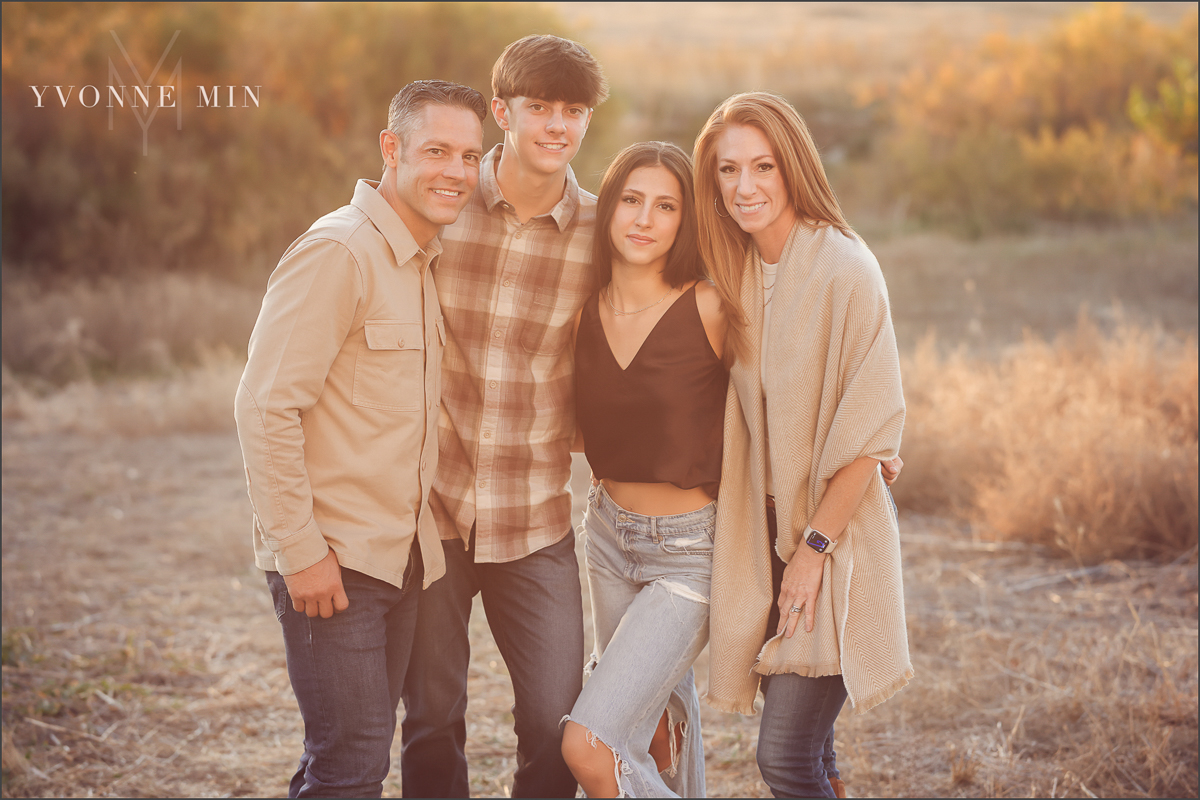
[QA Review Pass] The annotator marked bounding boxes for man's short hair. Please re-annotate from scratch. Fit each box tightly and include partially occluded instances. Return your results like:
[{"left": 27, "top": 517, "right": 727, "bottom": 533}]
[
  {"left": 491, "top": 34, "right": 608, "bottom": 108},
  {"left": 387, "top": 80, "right": 488, "bottom": 147}
]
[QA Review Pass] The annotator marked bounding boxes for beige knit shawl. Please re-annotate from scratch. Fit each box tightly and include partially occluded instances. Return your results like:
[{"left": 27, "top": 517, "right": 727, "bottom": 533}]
[{"left": 707, "top": 222, "right": 912, "bottom": 716}]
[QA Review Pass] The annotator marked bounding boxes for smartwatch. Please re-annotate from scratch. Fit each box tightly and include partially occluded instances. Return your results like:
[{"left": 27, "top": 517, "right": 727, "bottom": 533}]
[{"left": 804, "top": 525, "right": 837, "bottom": 555}]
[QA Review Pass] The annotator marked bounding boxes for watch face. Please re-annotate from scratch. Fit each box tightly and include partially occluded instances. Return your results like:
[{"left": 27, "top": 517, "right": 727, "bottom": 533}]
[{"left": 806, "top": 531, "right": 831, "bottom": 553}]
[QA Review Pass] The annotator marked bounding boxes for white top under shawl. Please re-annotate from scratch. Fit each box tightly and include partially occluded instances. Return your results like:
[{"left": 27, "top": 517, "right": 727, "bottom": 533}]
[{"left": 761, "top": 259, "right": 778, "bottom": 497}]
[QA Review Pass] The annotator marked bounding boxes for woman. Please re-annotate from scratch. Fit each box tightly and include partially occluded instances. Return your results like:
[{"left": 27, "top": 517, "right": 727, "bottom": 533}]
[
  {"left": 560, "top": 141, "right": 728, "bottom": 798},
  {"left": 693, "top": 92, "right": 911, "bottom": 799}
]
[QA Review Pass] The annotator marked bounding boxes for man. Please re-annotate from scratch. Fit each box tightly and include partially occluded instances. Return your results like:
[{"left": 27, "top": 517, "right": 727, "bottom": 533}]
[
  {"left": 399, "top": 36, "right": 607, "bottom": 798},
  {"left": 235, "top": 80, "right": 486, "bottom": 798}
]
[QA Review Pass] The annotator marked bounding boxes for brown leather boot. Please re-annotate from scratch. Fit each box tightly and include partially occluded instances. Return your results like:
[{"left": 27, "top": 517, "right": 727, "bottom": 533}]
[{"left": 830, "top": 777, "right": 848, "bottom": 798}]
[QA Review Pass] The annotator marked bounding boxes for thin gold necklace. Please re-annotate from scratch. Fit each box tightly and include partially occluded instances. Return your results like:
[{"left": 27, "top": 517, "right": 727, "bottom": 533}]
[{"left": 606, "top": 284, "right": 673, "bottom": 317}]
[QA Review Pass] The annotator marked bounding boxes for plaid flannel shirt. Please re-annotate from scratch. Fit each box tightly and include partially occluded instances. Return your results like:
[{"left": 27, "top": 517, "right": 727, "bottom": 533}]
[{"left": 432, "top": 145, "right": 596, "bottom": 563}]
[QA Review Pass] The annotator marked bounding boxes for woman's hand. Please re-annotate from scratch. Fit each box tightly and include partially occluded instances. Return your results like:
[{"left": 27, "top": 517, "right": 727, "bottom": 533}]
[
  {"left": 776, "top": 547, "right": 826, "bottom": 638},
  {"left": 881, "top": 455, "right": 903, "bottom": 487}
]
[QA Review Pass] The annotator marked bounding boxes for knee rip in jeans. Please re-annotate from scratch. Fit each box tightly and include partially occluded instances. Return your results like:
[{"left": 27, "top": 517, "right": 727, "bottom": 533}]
[
  {"left": 654, "top": 578, "right": 709, "bottom": 605},
  {"left": 560, "top": 716, "right": 633, "bottom": 798}
]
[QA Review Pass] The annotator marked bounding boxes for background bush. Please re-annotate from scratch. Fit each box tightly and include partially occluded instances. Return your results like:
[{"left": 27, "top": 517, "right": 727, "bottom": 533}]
[
  {"left": 894, "top": 312, "right": 1199, "bottom": 563},
  {"left": 877, "top": 4, "right": 1198, "bottom": 233},
  {"left": 1, "top": 3, "right": 623, "bottom": 283}
]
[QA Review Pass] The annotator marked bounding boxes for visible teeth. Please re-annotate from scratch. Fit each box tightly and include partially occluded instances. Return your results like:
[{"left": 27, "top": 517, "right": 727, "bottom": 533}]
[
  {"left": 738, "top": 202, "right": 765, "bottom": 212},
  {"left": 433, "top": 189, "right": 461, "bottom": 197},
  {"left": 540, "top": 143, "right": 566, "bottom": 150}
]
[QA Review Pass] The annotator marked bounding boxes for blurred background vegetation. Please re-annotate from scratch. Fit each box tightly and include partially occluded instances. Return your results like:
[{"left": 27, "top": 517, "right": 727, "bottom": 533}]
[
  {"left": 2, "top": 1, "right": 1197, "bottom": 563},
  {"left": 1, "top": 2, "right": 618, "bottom": 281},
  {"left": 3, "top": 2, "right": 1194, "bottom": 283}
]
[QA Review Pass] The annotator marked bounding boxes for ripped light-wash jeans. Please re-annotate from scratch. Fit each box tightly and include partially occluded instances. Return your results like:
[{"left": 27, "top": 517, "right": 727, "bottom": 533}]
[{"left": 565, "top": 483, "right": 713, "bottom": 797}]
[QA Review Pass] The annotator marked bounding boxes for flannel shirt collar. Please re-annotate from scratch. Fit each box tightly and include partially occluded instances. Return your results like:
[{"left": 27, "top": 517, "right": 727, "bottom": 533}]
[
  {"left": 353, "top": 179, "right": 443, "bottom": 270},
  {"left": 479, "top": 144, "right": 582, "bottom": 233}
]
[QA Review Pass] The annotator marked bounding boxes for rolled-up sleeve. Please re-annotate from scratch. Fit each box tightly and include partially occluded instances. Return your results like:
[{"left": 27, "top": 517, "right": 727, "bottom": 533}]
[{"left": 235, "top": 238, "right": 362, "bottom": 575}]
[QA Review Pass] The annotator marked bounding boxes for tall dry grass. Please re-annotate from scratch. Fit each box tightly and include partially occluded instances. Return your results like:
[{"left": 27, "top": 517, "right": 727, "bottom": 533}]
[
  {"left": 1, "top": 272, "right": 262, "bottom": 385},
  {"left": 4, "top": 271, "right": 1196, "bottom": 563},
  {"left": 1, "top": 271, "right": 252, "bottom": 434},
  {"left": 895, "top": 311, "right": 1199, "bottom": 563},
  {"left": 1, "top": 351, "right": 243, "bottom": 437}
]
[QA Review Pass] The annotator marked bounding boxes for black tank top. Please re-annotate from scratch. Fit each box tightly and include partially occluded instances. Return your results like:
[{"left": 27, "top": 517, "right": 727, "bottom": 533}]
[{"left": 575, "top": 284, "right": 728, "bottom": 498}]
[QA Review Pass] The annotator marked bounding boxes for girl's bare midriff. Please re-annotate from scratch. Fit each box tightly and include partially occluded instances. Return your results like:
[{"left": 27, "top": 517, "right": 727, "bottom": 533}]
[{"left": 600, "top": 478, "right": 714, "bottom": 517}]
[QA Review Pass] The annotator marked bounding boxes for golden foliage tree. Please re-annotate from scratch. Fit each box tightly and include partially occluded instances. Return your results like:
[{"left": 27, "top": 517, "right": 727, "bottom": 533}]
[{"left": 881, "top": 3, "right": 1198, "bottom": 233}]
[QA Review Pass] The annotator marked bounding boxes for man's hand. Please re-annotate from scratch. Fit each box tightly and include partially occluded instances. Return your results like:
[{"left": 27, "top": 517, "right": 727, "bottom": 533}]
[
  {"left": 283, "top": 549, "right": 349, "bottom": 618},
  {"left": 881, "top": 455, "right": 904, "bottom": 487}
]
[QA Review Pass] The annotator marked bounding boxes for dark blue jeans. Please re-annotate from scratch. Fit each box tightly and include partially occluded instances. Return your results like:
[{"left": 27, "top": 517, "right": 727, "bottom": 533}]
[
  {"left": 267, "top": 552, "right": 421, "bottom": 798},
  {"left": 400, "top": 528, "right": 584, "bottom": 798},
  {"left": 757, "top": 672, "right": 848, "bottom": 798}
]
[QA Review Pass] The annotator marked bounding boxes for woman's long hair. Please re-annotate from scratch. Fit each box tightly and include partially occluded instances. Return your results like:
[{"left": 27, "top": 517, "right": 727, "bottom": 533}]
[
  {"left": 692, "top": 92, "right": 853, "bottom": 364},
  {"left": 592, "top": 141, "right": 703, "bottom": 292}
]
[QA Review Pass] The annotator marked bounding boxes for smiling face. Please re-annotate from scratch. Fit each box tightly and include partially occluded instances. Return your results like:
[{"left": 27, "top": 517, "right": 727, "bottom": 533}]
[
  {"left": 380, "top": 103, "right": 483, "bottom": 246},
  {"left": 715, "top": 123, "right": 798, "bottom": 262},
  {"left": 493, "top": 96, "right": 592, "bottom": 178},
  {"left": 608, "top": 165, "right": 683, "bottom": 274}
]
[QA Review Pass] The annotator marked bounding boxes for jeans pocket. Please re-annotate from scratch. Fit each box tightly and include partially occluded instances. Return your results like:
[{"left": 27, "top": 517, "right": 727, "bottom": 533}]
[
  {"left": 269, "top": 573, "right": 291, "bottom": 621},
  {"left": 660, "top": 523, "right": 715, "bottom": 555}
]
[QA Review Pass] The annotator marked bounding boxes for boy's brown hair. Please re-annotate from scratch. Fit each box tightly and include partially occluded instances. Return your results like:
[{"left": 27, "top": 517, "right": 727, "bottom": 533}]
[{"left": 491, "top": 34, "right": 609, "bottom": 107}]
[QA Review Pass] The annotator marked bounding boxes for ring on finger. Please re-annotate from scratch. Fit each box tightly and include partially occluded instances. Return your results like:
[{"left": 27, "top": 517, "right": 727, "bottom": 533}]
[{"left": 789, "top": 605, "right": 801, "bottom": 614}]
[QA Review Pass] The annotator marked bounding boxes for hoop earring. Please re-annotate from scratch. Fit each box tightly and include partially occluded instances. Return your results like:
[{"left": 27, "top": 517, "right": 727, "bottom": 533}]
[{"left": 714, "top": 198, "right": 729, "bottom": 218}]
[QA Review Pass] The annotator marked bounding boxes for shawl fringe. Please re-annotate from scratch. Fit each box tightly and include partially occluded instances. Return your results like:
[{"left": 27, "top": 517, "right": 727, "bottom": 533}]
[
  {"left": 701, "top": 692, "right": 759, "bottom": 717},
  {"left": 752, "top": 659, "right": 842, "bottom": 679},
  {"left": 850, "top": 666, "right": 915, "bottom": 715}
]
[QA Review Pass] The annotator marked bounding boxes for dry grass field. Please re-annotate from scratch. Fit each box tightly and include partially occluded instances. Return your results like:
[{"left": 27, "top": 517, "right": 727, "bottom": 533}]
[{"left": 2, "top": 376, "right": 1196, "bottom": 798}]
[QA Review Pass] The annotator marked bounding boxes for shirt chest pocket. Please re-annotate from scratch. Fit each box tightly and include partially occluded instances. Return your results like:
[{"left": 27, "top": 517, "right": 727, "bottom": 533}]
[
  {"left": 519, "top": 289, "right": 572, "bottom": 356},
  {"left": 353, "top": 320, "right": 425, "bottom": 412}
]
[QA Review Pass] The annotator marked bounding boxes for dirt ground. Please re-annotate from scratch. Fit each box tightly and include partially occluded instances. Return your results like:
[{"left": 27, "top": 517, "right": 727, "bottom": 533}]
[{"left": 2, "top": 424, "right": 1197, "bottom": 798}]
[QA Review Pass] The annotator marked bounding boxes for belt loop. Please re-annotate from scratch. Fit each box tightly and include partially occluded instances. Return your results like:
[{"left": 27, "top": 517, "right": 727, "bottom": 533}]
[{"left": 650, "top": 514, "right": 657, "bottom": 540}]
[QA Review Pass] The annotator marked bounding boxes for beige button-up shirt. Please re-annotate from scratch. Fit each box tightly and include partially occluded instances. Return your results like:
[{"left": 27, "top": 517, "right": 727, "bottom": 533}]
[{"left": 235, "top": 179, "right": 446, "bottom": 590}]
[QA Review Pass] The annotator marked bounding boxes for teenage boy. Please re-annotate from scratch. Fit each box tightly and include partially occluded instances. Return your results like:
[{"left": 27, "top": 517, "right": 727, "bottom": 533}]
[
  {"left": 235, "top": 80, "right": 485, "bottom": 798},
  {"left": 399, "top": 36, "right": 607, "bottom": 798}
]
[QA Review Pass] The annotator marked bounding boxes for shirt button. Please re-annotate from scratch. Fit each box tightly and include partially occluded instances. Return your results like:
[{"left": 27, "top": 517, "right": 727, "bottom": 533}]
[
  {"left": 478, "top": 480, "right": 487, "bottom": 488},
  {"left": 503, "top": 279, "right": 512, "bottom": 287},
  {"left": 493, "top": 329, "right": 502, "bottom": 338},
  {"left": 421, "top": 459, "right": 427, "bottom": 470},
  {"left": 489, "top": 381, "right": 498, "bottom": 389},
  {"left": 482, "top": 431, "right": 491, "bottom": 439},
  {"left": 618, "top": 514, "right": 628, "bottom": 522},
  {"left": 514, "top": 233, "right": 522, "bottom": 240},
  {"left": 398, "top": 338, "right": 405, "bottom": 347}
]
